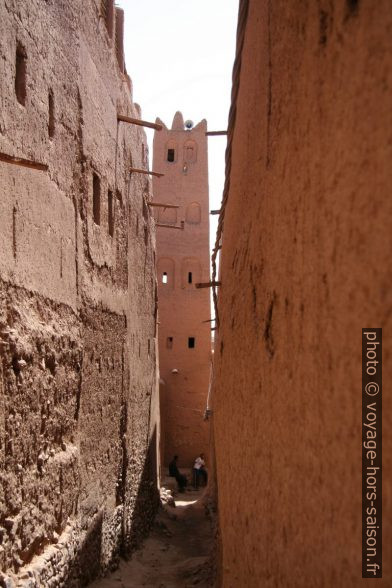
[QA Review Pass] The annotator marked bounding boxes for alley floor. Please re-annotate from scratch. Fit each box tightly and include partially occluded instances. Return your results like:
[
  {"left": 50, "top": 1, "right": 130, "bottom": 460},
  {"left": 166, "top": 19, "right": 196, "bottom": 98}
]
[{"left": 90, "top": 490, "right": 215, "bottom": 588}]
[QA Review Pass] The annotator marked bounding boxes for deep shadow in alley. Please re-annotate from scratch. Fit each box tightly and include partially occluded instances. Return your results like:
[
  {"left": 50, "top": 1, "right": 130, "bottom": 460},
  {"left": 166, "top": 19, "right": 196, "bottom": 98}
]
[{"left": 90, "top": 490, "right": 215, "bottom": 588}]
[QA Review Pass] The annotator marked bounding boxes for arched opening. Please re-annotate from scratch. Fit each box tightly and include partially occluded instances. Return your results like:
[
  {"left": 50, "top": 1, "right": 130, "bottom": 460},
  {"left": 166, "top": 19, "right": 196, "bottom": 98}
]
[
  {"left": 186, "top": 202, "right": 201, "bottom": 224},
  {"left": 181, "top": 258, "right": 202, "bottom": 288},
  {"left": 183, "top": 140, "right": 197, "bottom": 163}
]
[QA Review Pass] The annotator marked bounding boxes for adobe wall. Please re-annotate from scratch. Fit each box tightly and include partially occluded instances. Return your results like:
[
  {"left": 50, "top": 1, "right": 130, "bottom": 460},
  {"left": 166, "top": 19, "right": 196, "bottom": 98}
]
[
  {"left": 0, "top": 1, "right": 159, "bottom": 586},
  {"left": 153, "top": 113, "right": 211, "bottom": 469},
  {"left": 213, "top": 1, "right": 392, "bottom": 586}
]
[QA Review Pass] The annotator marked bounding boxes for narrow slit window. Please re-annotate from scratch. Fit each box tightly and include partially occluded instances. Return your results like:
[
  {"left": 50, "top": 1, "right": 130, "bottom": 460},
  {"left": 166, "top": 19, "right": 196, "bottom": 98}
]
[
  {"left": 116, "top": 188, "right": 123, "bottom": 208},
  {"left": 48, "top": 90, "right": 55, "bottom": 138},
  {"left": 167, "top": 149, "right": 175, "bottom": 162},
  {"left": 167, "top": 337, "right": 173, "bottom": 349},
  {"left": 15, "top": 43, "right": 27, "bottom": 106},
  {"left": 188, "top": 272, "right": 192, "bottom": 284},
  {"left": 108, "top": 190, "right": 114, "bottom": 237},
  {"left": 188, "top": 337, "right": 195, "bottom": 349},
  {"left": 93, "top": 173, "right": 101, "bottom": 225},
  {"left": 162, "top": 272, "right": 168, "bottom": 284}
]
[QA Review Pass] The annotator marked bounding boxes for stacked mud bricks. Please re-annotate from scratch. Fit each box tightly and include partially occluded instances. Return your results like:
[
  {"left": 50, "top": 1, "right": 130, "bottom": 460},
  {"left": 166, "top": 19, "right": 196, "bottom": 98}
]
[{"left": 0, "top": 1, "right": 159, "bottom": 585}]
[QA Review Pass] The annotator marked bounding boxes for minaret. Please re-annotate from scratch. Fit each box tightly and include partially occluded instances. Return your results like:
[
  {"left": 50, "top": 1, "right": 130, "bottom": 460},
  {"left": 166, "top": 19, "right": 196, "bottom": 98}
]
[{"left": 153, "top": 112, "right": 211, "bottom": 468}]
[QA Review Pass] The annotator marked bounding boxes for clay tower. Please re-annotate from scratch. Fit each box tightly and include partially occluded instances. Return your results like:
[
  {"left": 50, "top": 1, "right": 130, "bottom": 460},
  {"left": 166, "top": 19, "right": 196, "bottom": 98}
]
[{"left": 153, "top": 112, "right": 211, "bottom": 468}]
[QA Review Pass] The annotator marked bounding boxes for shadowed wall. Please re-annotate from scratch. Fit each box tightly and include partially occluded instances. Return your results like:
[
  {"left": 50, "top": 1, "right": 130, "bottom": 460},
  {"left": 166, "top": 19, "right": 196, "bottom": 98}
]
[{"left": 0, "top": 1, "right": 159, "bottom": 585}]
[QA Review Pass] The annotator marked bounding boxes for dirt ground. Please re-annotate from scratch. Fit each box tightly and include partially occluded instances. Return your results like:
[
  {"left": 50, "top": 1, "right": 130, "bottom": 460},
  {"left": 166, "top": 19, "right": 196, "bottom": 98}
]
[{"left": 90, "top": 490, "right": 215, "bottom": 588}]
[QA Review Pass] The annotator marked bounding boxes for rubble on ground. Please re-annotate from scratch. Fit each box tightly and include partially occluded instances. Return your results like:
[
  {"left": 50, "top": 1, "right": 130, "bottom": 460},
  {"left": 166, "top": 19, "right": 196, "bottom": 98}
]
[{"left": 159, "top": 486, "right": 176, "bottom": 507}]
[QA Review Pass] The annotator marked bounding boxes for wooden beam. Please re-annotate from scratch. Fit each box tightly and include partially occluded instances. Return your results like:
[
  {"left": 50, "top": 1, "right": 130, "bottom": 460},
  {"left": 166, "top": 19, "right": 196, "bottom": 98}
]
[
  {"left": 147, "top": 202, "right": 179, "bottom": 209},
  {"left": 156, "top": 222, "right": 184, "bottom": 230},
  {"left": 210, "top": 210, "right": 221, "bottom": 215},
  {"left": 195, "top": 281, "right": 221, "bottom": 289},
  {"left": 0, "top": 151, "right": 48, "bottom": 172},
  {"left": 130, "top": 167, "right": 164, "bottom": 178},
  {"left": 202, "top": 318, "right": 216, "bottom": 323},
  {"left": 205, "top": 131, "right": 228, "bottom": 136},
  {"left": 118, "top": 114, "right": 162, "bottom": 131}
]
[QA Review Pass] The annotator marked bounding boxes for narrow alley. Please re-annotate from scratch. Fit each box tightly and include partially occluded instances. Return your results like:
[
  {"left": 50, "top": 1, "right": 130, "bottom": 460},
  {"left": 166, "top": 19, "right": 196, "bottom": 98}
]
[
  {"left": 91, "top": 490, "right": 215, "bottom": 588},
  {"left": 0, "top": 1, "right": 391, "bottom": 587}
]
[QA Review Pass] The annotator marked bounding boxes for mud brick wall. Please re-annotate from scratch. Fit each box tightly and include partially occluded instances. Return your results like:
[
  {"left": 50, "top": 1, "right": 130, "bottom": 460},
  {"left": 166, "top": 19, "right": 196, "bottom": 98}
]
[
  {"left": 212, "top": 1, "right": 392, "bottom": 587},
  {"left": 0, "top": 282, "right": 81, "bottom": 574},
  {"left": 0, "top": 1, "right": 159, "bottom": 586}
]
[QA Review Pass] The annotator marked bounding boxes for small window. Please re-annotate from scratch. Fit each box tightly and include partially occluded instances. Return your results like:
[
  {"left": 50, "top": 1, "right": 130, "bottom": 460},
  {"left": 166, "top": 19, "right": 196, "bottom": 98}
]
[
  {"left": 15, "top": 43, "right": 27, "bottom": 106},
  {"left": 93, "top": 173, "right": 101, "bottom": 225},
  {"left": 188, "top": 272, "right": 192, "bottom": 284},
  {"left": 188, "top": 337, "right": 195, "bottom": 349},
  {"left": 162, "top": 272, "right": 168, "bottom": 284},
  {"left": 167, "top": 149, "right": 175, "bottom": 162},
  {"left": 108, "top": 190, "right": 114, "bottom": 236},
  {"left": 167, "top": 337, "right": 173, "bottom": 349},
  {"left": 48, "top": 90, "right": 55, "bottom": 138}
]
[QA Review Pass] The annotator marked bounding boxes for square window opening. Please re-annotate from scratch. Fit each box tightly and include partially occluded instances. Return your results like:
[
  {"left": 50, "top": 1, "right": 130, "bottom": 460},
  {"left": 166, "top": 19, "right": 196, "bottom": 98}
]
[
  {"left": 188, "top": 337, "right": 195, "bottom": 349},
  {"left": 188, "top": 272, "right": 193, "bottom": 284},
  {"left": 167, "top": 337, "right": 173, "bottom": 349},
  {"left": 167, "top": 149, "right": 175, "bottom": 162},
  {"left": 162, "top": 272, "right": 168, "bottom": 284}
]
